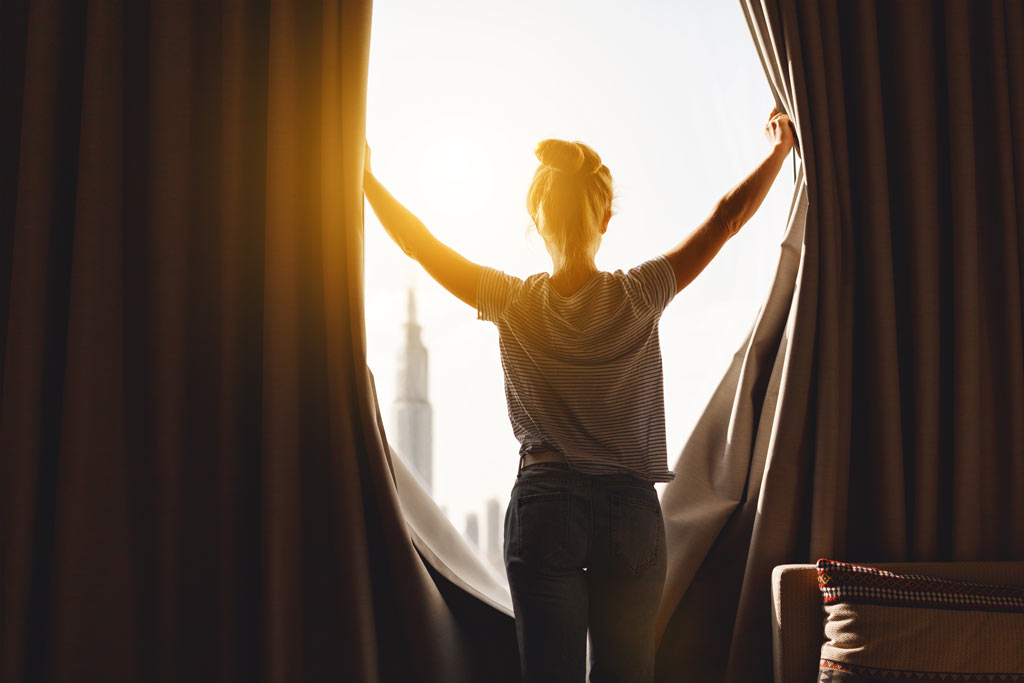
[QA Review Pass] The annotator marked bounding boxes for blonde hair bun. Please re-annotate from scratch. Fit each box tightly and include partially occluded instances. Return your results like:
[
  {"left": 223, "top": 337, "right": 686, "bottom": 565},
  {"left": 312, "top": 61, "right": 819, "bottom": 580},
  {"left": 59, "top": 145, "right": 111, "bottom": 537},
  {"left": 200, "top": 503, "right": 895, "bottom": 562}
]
[
  {"left": 535, "top": 139, "right": 603, "bottom": 176},
  {"left": 526, "top": 138, "right": 613, "bottom": 271}
]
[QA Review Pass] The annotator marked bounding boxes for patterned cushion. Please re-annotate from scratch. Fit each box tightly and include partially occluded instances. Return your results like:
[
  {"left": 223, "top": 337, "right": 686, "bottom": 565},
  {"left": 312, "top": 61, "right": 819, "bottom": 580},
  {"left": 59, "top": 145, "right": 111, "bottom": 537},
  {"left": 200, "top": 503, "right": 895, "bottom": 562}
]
[{"left": 816, "top": 558, "right": 1024, "bottom": 681}]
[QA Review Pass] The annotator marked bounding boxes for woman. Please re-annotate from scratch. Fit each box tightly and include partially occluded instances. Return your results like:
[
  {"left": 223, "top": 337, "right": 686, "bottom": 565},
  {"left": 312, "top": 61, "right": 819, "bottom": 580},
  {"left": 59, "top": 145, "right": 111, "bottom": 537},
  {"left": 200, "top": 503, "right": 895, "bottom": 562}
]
[{"left": 363, "top": 108, "right": 796, "bottom": 683}]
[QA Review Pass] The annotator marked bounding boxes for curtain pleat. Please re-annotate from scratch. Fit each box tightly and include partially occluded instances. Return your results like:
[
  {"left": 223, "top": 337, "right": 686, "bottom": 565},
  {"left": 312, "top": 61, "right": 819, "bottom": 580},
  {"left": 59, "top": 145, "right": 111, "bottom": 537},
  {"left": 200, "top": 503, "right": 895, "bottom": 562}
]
[{"left": 652, "top": 2, "right": 1024, "bottom": 680}]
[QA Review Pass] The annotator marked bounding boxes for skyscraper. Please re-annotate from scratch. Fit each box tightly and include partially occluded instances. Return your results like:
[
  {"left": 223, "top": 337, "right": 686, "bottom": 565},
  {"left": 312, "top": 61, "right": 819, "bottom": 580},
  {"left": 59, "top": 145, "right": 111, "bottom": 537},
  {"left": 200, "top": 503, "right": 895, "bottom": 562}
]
[
  {"left": 486, "top": 497, "right": 504, "bottom": 573},
  {"left": 464, "top": 512, "right": 479, "bottom": 548},
  {"left": 393, "top": 289, "right": 433, "bottom": 492}
]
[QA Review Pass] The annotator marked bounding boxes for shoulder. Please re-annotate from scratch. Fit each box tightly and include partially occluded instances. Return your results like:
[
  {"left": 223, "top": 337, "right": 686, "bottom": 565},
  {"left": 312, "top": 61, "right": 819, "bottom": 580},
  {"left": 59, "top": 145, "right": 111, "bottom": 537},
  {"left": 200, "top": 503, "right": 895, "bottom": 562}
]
[
  {"left": 476, "top": 267, "right": 547, "bottom": 322},
  {"left": 615, "top": 255, "right": 676, "bottom": 312}
]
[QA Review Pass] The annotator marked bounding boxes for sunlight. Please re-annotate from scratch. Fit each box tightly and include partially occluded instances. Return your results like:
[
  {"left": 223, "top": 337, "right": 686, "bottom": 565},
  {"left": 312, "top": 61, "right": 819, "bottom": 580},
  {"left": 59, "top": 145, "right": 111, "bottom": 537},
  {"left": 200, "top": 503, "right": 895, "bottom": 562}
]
[{"left": 418, "top": 134, "right": 495, "bottom": 220}]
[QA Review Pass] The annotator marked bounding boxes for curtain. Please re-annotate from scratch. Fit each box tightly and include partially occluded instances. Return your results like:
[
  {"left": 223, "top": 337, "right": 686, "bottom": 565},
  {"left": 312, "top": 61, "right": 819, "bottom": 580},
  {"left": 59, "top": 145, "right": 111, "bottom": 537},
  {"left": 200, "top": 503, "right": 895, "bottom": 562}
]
[
  {"left": 0, "top": 2, "right": 519, "bottom": 681},
  {"left": 653, "top": 1, "right": 1024, "bottom": 680}
]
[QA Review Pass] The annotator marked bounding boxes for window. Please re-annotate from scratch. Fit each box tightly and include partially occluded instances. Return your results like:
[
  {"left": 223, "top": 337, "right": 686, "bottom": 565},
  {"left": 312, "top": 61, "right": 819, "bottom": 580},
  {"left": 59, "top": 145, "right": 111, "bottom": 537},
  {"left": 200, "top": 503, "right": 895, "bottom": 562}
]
[{"left": 364, "top": 0, "right": 795, "bottom": 576}]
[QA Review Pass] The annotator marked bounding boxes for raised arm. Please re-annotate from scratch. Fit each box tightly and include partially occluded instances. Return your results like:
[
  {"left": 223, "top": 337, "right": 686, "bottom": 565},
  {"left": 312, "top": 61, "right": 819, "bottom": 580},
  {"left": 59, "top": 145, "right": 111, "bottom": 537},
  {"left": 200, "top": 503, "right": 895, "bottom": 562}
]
[
  {"left": 362, "top": 144, "right": 482, "bottom": 308},
  {"left": 663, "top": 109, "right": 796, "bottom": 293}
]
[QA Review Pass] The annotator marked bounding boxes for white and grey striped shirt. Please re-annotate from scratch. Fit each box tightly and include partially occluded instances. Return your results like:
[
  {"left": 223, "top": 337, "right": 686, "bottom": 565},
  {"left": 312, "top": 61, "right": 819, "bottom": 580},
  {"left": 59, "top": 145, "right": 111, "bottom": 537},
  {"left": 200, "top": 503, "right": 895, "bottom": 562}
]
[{"left": 477, "top": 254, "right": 677, "bottom": 483}]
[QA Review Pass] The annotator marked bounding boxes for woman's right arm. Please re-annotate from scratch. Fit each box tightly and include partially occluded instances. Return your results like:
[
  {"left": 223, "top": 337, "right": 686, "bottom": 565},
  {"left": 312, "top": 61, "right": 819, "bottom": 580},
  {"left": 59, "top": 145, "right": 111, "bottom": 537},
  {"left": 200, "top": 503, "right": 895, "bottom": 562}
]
[{"left": 663, "top": 109, "right": 795, "bottom": 294}]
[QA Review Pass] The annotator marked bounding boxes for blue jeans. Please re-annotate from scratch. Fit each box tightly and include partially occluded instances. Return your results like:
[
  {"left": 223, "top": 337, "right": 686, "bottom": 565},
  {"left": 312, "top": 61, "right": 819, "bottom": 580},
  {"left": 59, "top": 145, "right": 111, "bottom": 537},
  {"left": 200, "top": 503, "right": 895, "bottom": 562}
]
[{"left": 504, "top": 462, "right": 667, "bottom": 683}]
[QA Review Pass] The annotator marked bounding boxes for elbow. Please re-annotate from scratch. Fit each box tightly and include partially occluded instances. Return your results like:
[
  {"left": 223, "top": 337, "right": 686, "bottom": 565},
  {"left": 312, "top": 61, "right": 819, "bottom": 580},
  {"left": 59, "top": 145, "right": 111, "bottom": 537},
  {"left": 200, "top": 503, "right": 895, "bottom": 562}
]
[
  {"left": 712, "top": 199, "right": 740, "bottom": 238},
  {"left": 384, "top": 227, "right": 420, "bottom": 261},
  {"left": 401, "top": 242, "right": 420, "bottom": 262}
]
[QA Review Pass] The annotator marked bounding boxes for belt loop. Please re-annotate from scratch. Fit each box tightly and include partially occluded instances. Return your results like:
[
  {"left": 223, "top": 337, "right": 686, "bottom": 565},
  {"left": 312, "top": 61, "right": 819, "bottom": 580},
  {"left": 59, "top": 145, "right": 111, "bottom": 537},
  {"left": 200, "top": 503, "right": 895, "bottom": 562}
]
[{"left": 517, "top": 453, "right": 524, "bottom": 476}]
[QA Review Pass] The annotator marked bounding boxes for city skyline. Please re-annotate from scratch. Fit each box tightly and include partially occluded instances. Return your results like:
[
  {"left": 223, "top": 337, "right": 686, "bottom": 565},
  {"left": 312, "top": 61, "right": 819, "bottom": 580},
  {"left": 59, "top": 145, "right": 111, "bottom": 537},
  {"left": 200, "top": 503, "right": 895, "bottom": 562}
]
[{"left": 391, "top": 290, "right": 506, "bottom": 574}]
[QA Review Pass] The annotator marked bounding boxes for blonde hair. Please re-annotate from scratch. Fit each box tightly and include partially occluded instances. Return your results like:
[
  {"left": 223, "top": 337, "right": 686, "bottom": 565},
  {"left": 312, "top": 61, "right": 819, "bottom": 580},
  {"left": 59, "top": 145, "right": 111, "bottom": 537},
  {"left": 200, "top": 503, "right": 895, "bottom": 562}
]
[{"left": 527, "top": 139, "right": 613, "bottom": 270}]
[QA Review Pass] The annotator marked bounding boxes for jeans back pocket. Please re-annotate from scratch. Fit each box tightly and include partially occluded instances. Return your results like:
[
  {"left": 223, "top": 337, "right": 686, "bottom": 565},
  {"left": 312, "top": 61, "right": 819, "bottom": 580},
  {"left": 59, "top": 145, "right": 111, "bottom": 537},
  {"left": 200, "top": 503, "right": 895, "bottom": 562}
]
[
  {"left": 609, "top": 492, "right": 662, "bottom": 574},
  {"left": 509, "top": 491, "right": 570, "bottom": 567}
]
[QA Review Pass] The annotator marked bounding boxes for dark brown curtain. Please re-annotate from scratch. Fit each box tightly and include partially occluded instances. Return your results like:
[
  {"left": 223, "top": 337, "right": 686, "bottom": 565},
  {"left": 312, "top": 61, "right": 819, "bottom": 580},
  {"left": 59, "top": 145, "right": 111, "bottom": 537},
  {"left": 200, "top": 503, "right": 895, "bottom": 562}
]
[
  {"left": 653, "top": 1, "right": 1024, "bottom": 681},
  {"left": 0, "top": 1, "right": 518, "bottom": 681}
]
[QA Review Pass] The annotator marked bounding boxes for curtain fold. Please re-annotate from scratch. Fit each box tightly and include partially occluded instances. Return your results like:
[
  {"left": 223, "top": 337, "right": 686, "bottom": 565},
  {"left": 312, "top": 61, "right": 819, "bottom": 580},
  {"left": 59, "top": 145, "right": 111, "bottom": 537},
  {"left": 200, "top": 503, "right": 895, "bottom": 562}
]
[
  {"left": 390, "top": 433, "right": 514, "bottom": 617},
  {"left": 653, "top": 1, "right": 1024, "bottom": 680},
  {"left": 0, "top": 2, "right": 518, "bottom": 681}
]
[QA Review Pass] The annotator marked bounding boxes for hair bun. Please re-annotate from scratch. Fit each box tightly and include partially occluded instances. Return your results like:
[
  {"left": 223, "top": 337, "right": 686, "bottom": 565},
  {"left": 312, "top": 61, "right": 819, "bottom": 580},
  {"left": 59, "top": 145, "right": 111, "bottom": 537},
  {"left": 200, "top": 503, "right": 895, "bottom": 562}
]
[{"left": 535, "top": 139, "right": 602, "bottom": 176}]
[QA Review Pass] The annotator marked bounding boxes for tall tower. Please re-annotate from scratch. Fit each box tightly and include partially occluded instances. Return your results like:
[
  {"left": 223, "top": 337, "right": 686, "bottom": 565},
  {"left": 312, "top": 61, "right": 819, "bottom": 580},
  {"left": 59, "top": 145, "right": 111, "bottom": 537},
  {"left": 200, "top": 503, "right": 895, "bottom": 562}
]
[
  {"left": 393, "top": 289, "right": 433, "bottom": 492},
  {"left": 465, "top": 512, "right": 479, "bottom": 548},
  {"left": 486, "top": 497, "right": 504, "bottom": 573}
]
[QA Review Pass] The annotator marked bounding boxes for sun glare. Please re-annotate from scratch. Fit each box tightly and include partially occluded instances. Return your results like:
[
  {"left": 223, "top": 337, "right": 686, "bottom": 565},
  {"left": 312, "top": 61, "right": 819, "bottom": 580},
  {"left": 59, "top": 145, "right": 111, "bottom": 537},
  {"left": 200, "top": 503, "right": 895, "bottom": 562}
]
[{"left": 418, "top": 135, "right": 495, "bottom": 219}]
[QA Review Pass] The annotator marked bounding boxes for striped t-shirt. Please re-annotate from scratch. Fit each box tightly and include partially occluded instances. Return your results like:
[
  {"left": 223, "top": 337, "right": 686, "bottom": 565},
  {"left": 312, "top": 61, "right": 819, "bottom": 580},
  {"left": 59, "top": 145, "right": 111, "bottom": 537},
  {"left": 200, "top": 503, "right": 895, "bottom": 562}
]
[{"left": 477, "top": 254, "right": 678, "bottom": 483}]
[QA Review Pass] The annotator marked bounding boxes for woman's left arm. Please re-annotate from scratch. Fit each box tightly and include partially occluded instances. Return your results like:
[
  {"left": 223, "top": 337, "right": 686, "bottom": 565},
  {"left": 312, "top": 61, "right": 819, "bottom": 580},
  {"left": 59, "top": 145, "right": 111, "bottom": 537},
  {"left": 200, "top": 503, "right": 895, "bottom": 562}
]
[{"left": 362, "top": 155, "right": 481, "bottom": 309}]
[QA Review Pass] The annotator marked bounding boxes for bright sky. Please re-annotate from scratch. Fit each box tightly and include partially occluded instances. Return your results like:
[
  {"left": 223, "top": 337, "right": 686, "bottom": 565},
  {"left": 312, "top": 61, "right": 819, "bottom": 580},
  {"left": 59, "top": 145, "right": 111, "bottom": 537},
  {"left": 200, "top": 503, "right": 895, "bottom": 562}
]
[{"left": 364, "top": 0, "right": 795, "bottom": 556}]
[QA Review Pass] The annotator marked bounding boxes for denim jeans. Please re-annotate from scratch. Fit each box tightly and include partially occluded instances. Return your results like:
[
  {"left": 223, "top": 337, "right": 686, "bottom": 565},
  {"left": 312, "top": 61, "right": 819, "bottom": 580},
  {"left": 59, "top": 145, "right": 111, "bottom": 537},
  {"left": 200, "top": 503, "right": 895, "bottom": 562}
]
[{"left": 504, "top": 462, "right": 667, "bottom": 683}]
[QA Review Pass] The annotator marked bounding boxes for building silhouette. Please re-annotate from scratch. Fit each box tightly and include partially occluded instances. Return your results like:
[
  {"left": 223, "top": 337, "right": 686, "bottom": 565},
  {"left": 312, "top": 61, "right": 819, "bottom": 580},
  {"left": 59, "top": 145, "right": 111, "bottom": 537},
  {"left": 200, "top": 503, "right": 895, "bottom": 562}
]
[
  {"left": 393, "top": 289, "right": 433, "bottom": 492},
  {"left": 486, "top": 497, "right": 504, "bottom": 573},
  {"left": 464, "top": 512, "right": 479, "bottom": 548}
]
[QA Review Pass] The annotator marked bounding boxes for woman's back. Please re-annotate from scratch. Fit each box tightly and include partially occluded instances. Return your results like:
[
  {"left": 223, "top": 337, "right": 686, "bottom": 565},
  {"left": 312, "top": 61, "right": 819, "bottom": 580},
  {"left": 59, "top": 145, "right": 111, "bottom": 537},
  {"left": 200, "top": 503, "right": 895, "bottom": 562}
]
[{"left": 477, "top": 255, "right": 678, "bottom": 482}]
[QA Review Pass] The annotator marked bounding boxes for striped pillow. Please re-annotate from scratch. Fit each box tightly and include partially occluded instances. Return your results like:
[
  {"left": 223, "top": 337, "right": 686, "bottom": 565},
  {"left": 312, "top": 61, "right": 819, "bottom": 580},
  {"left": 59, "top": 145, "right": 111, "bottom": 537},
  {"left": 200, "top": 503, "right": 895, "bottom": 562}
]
[{"left": 816, "top": 558, "right": 1024, "bottom": 681}]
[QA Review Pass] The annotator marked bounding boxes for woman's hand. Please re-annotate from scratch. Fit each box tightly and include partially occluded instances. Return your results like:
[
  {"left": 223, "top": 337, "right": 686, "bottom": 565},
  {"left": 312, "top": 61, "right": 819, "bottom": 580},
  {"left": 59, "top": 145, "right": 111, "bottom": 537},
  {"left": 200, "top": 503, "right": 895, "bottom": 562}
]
[
  {"left": 363, "top": 142, "right": 372, "bottom": 177},
  {"left": 764, "top": 107, "right": 796, "bottom": 152}
]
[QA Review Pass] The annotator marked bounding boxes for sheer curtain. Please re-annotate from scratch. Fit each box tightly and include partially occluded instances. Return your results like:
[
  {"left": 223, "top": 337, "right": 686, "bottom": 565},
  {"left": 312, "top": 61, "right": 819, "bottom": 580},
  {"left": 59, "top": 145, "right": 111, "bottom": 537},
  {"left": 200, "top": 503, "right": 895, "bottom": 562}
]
[{"left": 653, "top": 1, "right": 1024, "bottom": 680}]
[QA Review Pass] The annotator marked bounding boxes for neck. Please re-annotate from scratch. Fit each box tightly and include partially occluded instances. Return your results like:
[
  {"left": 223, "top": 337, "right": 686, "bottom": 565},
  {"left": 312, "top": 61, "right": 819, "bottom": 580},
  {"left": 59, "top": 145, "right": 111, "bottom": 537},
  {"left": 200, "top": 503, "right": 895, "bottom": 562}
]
[{"left": 550, "top": 260, "right": 598, "bottom": 287}]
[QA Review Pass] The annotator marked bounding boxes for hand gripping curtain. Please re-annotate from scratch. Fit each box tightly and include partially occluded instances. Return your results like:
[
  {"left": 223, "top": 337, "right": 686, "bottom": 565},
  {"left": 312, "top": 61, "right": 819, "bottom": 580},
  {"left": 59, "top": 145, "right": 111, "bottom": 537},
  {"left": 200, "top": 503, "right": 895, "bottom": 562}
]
[
  {"left": 0, "top": 1, "right": 518, "bottom": 681},
  {"left": 653, "top": 2, "right": 1024, "bottom": 681}
]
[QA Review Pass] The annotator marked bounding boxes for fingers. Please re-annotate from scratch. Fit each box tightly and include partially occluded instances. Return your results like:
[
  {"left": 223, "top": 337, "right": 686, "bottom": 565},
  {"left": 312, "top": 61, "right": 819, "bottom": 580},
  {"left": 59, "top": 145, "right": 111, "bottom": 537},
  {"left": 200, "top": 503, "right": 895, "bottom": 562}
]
[
  {"left": 763, "top": 111, "right": 797, "bottom": 149},
  {"left": 766, "top": 113, "right": 794, "bottom": 137}
]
